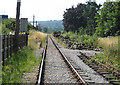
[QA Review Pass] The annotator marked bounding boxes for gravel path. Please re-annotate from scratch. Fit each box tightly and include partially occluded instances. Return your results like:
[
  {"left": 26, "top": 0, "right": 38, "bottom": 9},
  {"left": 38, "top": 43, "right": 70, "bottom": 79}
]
[
  {"left": 53, "top": 38, "right": 109, "bottom": 84},
  {"left": 79, "top": 50, "right": 103, "bottom": 57},
  {"left": 43, "top": 37, "right": 78, "bottom": 83}
]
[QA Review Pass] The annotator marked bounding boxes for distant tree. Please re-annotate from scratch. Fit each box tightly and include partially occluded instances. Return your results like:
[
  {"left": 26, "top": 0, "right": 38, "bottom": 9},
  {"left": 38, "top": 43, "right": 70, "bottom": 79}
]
[
  {"left": 42, "top": 27, "right": 48, "bottom": 33},
  {"left": 63, "top": 2, "right": 101, "bottom": 35},
  {"left": 38, "top": 24, "right": 42, "bottom": 31},
  {"left": 63, "top": 4, "right": 87, "bottom": 32},
  {"left": 2, "top": 23, "right": 10, "bottom": 35},
  {"left": 2, "top": 18, "right": 16, "bottom": 31},
  {"left": 84, "top": 2, "right": 101, "bottom": 35},
  {"left": 28, "top": 23, "right": 33, "bottom": 30},
  {"left": 2, "top": 18, "right": 16, "bottom": 34}
]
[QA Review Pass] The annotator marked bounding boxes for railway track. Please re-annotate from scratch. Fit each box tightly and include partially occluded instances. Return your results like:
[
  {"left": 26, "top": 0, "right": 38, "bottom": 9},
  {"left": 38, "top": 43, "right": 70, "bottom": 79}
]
[
  {"left": 37, "top": 36, "right": 111, "bottom": 85},
  {"left": 78, "top": 51, "right": 120, "bottom": 85},
  {"left": 37, "top": 36, "right": 89, "bottom": 85}
]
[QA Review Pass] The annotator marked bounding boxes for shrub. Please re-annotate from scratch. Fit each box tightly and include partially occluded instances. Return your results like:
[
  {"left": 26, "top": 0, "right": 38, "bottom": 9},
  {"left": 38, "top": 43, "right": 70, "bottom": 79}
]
[{"left": 62, "top": 31, "right": 98, "bottom": 46}]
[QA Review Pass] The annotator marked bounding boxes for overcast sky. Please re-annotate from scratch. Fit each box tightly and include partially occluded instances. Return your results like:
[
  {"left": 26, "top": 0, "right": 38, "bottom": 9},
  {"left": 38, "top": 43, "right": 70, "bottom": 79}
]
[{"left": 0, "top": 0, "right": 106, "bottom": 21}]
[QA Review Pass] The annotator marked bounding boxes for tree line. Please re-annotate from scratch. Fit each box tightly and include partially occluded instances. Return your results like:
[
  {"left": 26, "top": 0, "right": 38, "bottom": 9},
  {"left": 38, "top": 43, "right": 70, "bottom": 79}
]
[
  {"left": 1, "top": 18, "right": 63, "bottom": 34},
  {"left": 63, "top": 1, "right": 120, "bottom": 37},
  {"left": 1, "top": 18, "right": 37, "bottom": 35}
]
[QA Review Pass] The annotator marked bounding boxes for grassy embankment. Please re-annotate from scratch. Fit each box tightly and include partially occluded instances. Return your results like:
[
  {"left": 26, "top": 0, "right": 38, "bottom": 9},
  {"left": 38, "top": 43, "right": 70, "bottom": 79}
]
[
  {"left": 28, "top": 30, "right": 47, "bottom": 49},
  {"left": 2, "top": 30, "right": 47, "bottom": 83},
  {"left": 56, "top": 32, "right": 120, "bottom": 70}
]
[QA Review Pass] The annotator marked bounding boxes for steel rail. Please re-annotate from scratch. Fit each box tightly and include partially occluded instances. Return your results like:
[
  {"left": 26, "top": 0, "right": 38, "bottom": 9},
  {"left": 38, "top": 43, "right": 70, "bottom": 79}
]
[
  {"left": 50, "top": 36, "right": 86, "bottom": 85},
  {"left": 79, "top": 51, "right": 120, "bottom": 78},
  {"left": 38, "top": 37, "right": 48, "bottom": 85}
]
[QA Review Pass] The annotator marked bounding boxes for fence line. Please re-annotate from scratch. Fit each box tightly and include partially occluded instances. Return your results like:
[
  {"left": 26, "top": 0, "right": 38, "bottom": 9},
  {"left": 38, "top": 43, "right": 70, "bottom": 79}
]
[{"left": 0, "top": 34, "right": 28, "bottom": 65}]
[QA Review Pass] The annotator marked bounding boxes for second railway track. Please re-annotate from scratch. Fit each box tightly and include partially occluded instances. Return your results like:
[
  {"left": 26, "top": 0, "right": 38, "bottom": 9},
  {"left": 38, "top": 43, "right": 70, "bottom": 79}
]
[{"left": 38, "top": 36, "right": 110, "bottom": 85}]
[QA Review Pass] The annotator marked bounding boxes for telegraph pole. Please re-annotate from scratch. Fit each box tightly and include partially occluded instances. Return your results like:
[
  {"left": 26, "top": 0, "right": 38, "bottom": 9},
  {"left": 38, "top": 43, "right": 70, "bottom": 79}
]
[
  {"left": 14, "top": 0, "right": 21, "bottom": 52},
  {"left": 36, "top": 21, "right": 38, "bottom": 30},
  {"left": 36, "top": 21, "right": 37, "bottom": 27},
  {"left": 33, "top": 15, "right": 35, "bottom": 29}
]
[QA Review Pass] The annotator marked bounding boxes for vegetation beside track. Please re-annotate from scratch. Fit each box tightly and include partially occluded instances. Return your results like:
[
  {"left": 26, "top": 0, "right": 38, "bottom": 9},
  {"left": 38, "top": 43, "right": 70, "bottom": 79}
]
[
  {"left": 55, "top": 31, "right": 120, "bottom": 70},
  {"left": 2, "top": 46, "right": 41, "bottom": 83},
  {"left": 61, "top": 1, "right": 120, "bottom": 70},
  {"left": 62, "top": 31, "right": 98, "bottom": 46},
  {"left": 28, "top": 30, "right": 47, "bottom": 49},
  {"left": 94, "top": 37, "right": 120, "bottom": 70},
  {"left": 2, "top": 30, "right": 47, "bottom": 83}
]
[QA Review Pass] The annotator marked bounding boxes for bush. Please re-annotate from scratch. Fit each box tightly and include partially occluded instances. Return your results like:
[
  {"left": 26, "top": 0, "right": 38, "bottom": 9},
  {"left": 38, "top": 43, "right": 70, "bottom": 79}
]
[
  {"left": 62, "top": 31, "right": 72, "bottom": 37},
  {"left": 78, "top": 34, "right": 98, "bottom": 46},
  {"left": 62, "top": 31, "right": 98, "bottom": 46},
  {"left": 2, "top": 18, "right": 15, "bottom": 35}
]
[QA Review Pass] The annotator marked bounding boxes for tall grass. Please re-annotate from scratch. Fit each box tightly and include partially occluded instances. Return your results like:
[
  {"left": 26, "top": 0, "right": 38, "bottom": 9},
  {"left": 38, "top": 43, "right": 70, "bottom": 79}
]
[
  {"left": 2, "top": 46, "right": 42, "bottom": 83},
  {"left": 28, "top": 31, "right": 47, "bottom": 49},
  {"left": 97, "top": 37, "right": 118, "bottom": 48},
  {"left": 95, "top": 36, "right": 120, "bottom": 69}
]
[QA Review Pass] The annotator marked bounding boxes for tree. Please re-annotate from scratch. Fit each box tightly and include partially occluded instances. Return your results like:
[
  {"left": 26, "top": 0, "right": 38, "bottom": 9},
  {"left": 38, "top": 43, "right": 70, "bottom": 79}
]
[
  {"left": 38, "top": 24, "right": 42, "bottom": 31},
  {"left": 95, "top": 1, "right": 120, "bottom": 37},
  {"left": 63, "top": 4, "right": 87, "bottom": 32},
  {"left": 28, "top": 23, "right": 33, "bottom": 30},
  {"left": 42, "top": 27, "right": 48, "bottom": 33},
  {"left": 2, "top": 18, "right": 15, "bottom": 34},
  {"left": 63, "top": 2, "right": 101, "bottom": 35},
  {"left": 2, "top": 18, "right": 16, "bottom": 31}
]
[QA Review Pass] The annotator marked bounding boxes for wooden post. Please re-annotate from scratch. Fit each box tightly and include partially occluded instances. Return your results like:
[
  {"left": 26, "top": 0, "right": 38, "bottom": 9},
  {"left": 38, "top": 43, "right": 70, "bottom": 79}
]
[
  {"left": 25, "top": 33, "right": 28, "bottom": 46},
  {"left": 118, "top": 36, "right": 120, "bottom": 63},
  {"left": 2, "top": 35, "right": 5, "bottom": 66},
  {"left": 7, "top": 35, "right": 9, "bottom": 58},
  {"left": 0, "top": 35, "right": 2, "bottom": 63},
  {"left": 5, "top": 36, "right": 7, "bottom": 60},
  {"left": 33, "top": 15, "right": 35, "bottom": 29},
  {"left": 0, "top": 17, "right": 2, "bottom": 71},
  {"left": 14, "top": 0, "right": 21, "bottom": 52},
  {"left": 10, "top": 35, "right": 12, "bottom": 58}
]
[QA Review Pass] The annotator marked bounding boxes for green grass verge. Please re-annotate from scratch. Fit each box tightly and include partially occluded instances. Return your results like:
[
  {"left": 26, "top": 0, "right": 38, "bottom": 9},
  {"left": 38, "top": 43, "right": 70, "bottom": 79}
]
[{"left": 2, "top": 46, "right": 42, "bottom": 83}]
